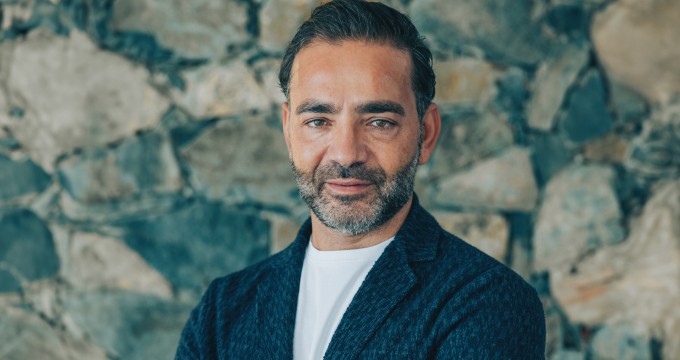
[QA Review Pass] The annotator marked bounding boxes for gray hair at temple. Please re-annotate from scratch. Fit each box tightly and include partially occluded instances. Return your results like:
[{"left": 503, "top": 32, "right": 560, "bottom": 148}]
[{"left": 278, "top": 0, "right": 436, "bottom": 120}]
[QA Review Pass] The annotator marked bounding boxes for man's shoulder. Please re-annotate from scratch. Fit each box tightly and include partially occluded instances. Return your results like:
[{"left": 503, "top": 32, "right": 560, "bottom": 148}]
[
  {"left": 207, "top": 247, "right": 289, "bottom": 297},
  {"left": 413, "top": 231, "right": 546, "bottom": 358},
  {"left": 425, "top": 228, "right": 538, "bottom": 303},
  {"left": 401, "top": 201, "right": 535, "bottom": 297}
]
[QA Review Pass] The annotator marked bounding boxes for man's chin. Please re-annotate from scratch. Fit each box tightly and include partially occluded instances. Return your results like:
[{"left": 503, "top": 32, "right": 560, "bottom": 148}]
[
  {"left": 312, "top": 191, "right": 377, "bottom": 221},
  {"left": 328, "top": 192, "right": 372, "bottom": 204}
]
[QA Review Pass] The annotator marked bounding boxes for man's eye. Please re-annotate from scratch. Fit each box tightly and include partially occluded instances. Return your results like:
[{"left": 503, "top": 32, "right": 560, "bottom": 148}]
[
  {"left": 370, "top": 119, "right": 394, "bottom": 128},
  {"left": 306, "top": 119, "right": 327, "bottom": 127}
]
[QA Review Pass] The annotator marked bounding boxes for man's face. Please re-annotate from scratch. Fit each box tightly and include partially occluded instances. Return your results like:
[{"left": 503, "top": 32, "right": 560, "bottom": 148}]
[{"left": 282, "top": 40, "right": 426, "bottom": 236}]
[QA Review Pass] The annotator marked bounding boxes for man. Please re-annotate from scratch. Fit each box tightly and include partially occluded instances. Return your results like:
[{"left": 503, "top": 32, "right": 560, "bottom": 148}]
[{"left": 175, "top": 1, "right": 546, "bottom": 359}]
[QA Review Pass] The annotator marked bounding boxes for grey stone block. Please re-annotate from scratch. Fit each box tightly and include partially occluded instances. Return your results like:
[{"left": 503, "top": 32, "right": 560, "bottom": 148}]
[
  {"left": 58, "top": 131, "right": 182, "bottom": 204},
  {"left": 590, "top": 324, "right": 652, "bottom": 360},
  {"left": 181, "top": 116, "right": 299, "bottom": 207},
  {"left": 0, "top": 209, "right": 59, "bottom": 292},
  {"left": 434, "top": 147, "right": 538, "bottom": 212},
  {"left": 560, "top": 70, "right": 613, "bottom": 143},
  {"left": 0, "top": 307, "right": 107, "bottom": 360},
  {"left": 0, "top": 30, "right": 168, "bottom": 171},
  {"left": 428, "top": 110, "right": 514, "bottom": 180},
  {"left": 0, "top": 154, "right": 50, "bottom": 201},
  {"left": 410, "top": 0, "right": 559, "bottom": 65},
  {"left": 62, "top": 290, "right": 192, "bottom": 360},
  {"left": 111, "top": 0, "right": 251, "bottom": 59},
  {"left": 118, "top": 201, "right": 270, "bottom": 294},
  {"left": 534, "top": 165, "right": 624, "bottom": 271},
  {"left": 528, "top": 42, "right": 590, "bottom": 131}
]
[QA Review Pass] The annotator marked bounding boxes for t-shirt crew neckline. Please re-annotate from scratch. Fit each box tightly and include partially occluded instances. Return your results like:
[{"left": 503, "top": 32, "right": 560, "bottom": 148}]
[{"left": 306, "top": 236, "right": 396, "bottom": 262}]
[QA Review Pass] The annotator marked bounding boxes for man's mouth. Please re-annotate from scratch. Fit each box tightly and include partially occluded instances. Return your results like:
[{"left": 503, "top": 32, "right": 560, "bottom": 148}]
[{"left": 324, "top": 178, "right": 373, "bottom": 196}]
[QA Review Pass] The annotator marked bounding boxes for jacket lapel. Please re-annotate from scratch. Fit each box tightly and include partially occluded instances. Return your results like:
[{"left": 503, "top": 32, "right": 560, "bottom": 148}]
[
  {"left": 323, "top": 196, "right": 441, "bottom": 360},
  {"left": 253, "top": 219, "right": 311, "bottom": 360}
]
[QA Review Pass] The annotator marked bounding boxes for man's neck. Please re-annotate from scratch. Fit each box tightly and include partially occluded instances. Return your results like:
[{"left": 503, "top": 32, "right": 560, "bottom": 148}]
[{"left": 310, "top": 197, "right": 413, "bottom": 251}]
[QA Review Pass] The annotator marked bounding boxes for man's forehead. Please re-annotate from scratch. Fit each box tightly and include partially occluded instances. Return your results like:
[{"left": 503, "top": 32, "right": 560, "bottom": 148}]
[
  {"left": 287, "top": 39, "right": 414, "bottom": 103},
  {"left": 291, "top": 40, "right": 410, "bottom": 75}
]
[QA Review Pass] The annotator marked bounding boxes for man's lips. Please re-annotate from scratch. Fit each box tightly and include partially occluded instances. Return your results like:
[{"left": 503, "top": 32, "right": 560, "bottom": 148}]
[{"left": 324, "top": 178, "right": 373, "bottom": 195}]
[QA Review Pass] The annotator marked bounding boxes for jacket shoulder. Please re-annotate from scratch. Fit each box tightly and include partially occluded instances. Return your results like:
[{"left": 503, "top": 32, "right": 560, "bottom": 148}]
[
  {"left": 204, "top": 247, "right": 288, "bottom": 305},
  {"left": 428, "top": 231, "right": 546, "bottom": 357},
  {"left": 174, "top": 249, "right": 291, "bottom": 359}
]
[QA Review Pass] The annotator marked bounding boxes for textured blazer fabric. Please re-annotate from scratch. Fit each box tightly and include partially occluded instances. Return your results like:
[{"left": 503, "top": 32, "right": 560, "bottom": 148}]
[{"left": 175, "top": 196, "right": 546, "bottom": 359}]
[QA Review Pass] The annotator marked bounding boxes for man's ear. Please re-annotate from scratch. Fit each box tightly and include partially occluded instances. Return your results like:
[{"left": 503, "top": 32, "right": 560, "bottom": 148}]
[
  {"left": 418, "top": 103, "right": 441, "bottom": 165},
  {"left": 282, "top": 102, "right": 292, "bottom": 154}
]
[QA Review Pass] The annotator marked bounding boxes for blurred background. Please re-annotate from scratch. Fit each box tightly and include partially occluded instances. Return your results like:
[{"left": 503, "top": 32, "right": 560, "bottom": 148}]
[{"left": 0, "top": 0, "right": 679, "bottom": 358}]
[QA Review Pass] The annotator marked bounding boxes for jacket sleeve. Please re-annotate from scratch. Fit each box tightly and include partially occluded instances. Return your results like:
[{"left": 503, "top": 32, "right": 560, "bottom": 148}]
[
  {"left": 432, "top": 266, "right": 546, "bottom": 359},
  {"left": 174, "top": 307, "right": 201, "bottom": 360},
  {"left": 174, "top": 281, "right": 219, "bottom": 360}
]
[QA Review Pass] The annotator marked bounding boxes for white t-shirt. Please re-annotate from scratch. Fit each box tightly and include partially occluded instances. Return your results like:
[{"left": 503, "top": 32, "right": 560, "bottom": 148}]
[{"left": 293, "top": 236, "right": 394, "bottom": 360}]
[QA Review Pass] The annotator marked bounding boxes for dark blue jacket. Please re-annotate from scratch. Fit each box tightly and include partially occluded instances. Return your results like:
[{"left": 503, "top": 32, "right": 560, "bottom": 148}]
[{"left": 175, "top": 198, "right": 546, "bottom": 359}]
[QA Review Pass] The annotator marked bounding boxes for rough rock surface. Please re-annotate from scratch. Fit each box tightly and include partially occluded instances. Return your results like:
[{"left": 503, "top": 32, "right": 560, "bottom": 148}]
[
  {"left": 550, "top": 350, "right": 585, "bottom": 360},
  {"left": 259, "top": 0, "right": 318, "bottom": 53},
  {"left": 58, "top": 189, "right": 181, "bottom": 223},
  {"left": 626, "top": 114, "right": 680, "bottom": 179},
  {"left": 181, "top": 116, "right": 298, "bottom": 207},
  {"left": 0, "top": 307, "right": 107, "bottom": 360},
  {"left": 0, "top": 210, "right": 59, "bottom": 292},
  {"left": 0, "top": 30, "right": 169, "bottom": 171},
  {"left": 118, "top": 201, "right": 270, "bottom": 294},
  {"left": 592, "top": 0, "right": 680, "bottom": 103},
  {"left": 590, "top": 324, "right": 653, "bottom": 360},
  {"left": 171, "top": 62, "right": 271, "bottom": 119},
  {"left": 610, "top": 81, "right": 649, "bottom": 126},
  {"left": 58, "top": 131, "right": 182, "bottom": 204},
  {"left": 0, "top": 154, "right": 50, "bottom": 201},
  {"left": 61, "top": 290, "right": 191, "bottom": 360},
  {"left": 433, "top": 57, "right": 498, "bottom": 108},
  {"left": 531, "top": 133, "right": 573, "bottom": 185},
  {"left": 264, "top": 212, "right": 302, "bottom": 255},
  {"left": 550, "top": 180, "right": 680, "bottom": 359},
  {"left": 434, "top": 147, "right": 538, "bottom": 212},
  {"left": 582, "top": 134, "right": 629, "bottom": 164},
  {"left": 410, "top": 0, "right": 558, "bottom": 65},
  {"left": 111, "top": 0, "right": 250, "bottom": 59},
  {"left": 534, "top": 165, "right": 625, "bottom": 271},
  {"left": 432, "top": 211, "right": 509, "bottom": 262},
  {"left": 427, "top": 111, "right": 514, "bottom": 180},
  {"left": 253, "top": 58, "right": 287, "bottom": 104},
  {"left": 64, "top": 232, "right": 173, "bottom": 298},
  {"left": 528, "top": 42, "right": 590, "bottom": 131},
  {"left": 59, "top": 133, "right": 182, "bottom": 204},
  {"left": 559, "top": 69, "right": 613, "bottom": 143}
]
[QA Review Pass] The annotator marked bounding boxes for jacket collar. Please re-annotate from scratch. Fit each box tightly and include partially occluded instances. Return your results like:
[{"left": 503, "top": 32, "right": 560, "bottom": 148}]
[
  {"left": 253, "top": 218, "right": 309, "bottom": 359},
  {"left": 255, "top": 194, "right": 442, "bottom": 359},
  {"left": 393, "top": 194, "right": 441, "bottom": 263}
]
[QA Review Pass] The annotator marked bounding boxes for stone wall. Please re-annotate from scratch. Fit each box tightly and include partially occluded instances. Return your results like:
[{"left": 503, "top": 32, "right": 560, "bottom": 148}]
[{"left": 0, "top": 0, "right": 678, "bottom": 358}]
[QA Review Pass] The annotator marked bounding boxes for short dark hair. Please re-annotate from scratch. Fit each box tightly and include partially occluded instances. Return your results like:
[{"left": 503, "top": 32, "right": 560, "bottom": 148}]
[{"left": 278, "top": 0, "right": 436, "bottom": 120}]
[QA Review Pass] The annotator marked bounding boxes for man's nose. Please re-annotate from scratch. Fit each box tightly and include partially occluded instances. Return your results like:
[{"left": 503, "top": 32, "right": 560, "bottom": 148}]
[{"left": 326, "top": 122, "right": 368, "bottom": 167}]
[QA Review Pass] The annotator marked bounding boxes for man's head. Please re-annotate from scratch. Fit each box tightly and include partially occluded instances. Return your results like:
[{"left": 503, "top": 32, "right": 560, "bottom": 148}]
[{"left": 280, "top": 0, "right": 440, "bottom": 237}]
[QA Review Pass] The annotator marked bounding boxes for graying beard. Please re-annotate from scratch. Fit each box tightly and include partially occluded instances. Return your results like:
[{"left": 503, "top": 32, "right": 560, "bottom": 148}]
[{"left": 291, "top": 148, "right": 420, "bottom": 236}]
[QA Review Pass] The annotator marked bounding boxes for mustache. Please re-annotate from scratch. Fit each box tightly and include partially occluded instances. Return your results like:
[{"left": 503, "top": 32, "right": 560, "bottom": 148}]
[{"left": 313, "top": 163, "right": 387, "bottom": 189}]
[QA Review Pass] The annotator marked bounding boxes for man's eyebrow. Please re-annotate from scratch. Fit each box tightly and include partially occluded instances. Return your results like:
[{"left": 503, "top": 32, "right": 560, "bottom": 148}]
[
  {"left": 296, "top": 101, "right": 339, "bottom": 115},
  {"left": 355, "top": 101, "right": 405, "bottom": 116}
]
